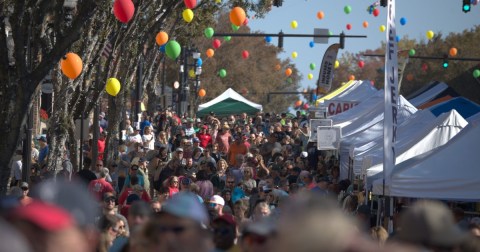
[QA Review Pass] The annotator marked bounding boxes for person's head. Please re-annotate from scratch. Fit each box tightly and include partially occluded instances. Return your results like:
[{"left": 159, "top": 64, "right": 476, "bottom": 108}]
[
  {"left": 130, "top": 164, "right": 139, "bottom": 175},
  {"left": 37, "top": 136, "right": 47, "bottom": 147},
  {"left": 143, "top": 126, "right": 152, "bottom": 135},
  {"left": 180, "top": 177, "right": 191, "bottom": 191},
  {"left": 175, "top": 148, "right": 184, "bottom": 159},
  {"left": 128, "top": 201, "right": 153, "bottom": 231},
  {"left": 186, "top": 157, "right": 193, "bottom": 167},
  {"left": 169, "top": 176, "right": 179, "bottom": 188},
  {"left": 98, "top": 214, "right": 122, "bottom": 242},
  {"left": 234, "top": 199, "right": 249, "bottom": 219},
  {"left": 99, "top": 168, "right": 109, "bottom": 179},
  {"left": 243, "top": 167, "right": 254, "bottom": 179},
  {"left": 253, "top": 201, "right": 271, "bottom": 220},
  {"left": 103, "top": 192, "right": 116, "bottom": 212},
  {"left": 225, "top": 176, "right": 236, "bottom": 190},
  {"left": 217, "top": 159, "right": 228, "bottom": 173},
  {"left": 212, "top": 214, "right": 237, "bottom": 250},
  {"left": 370, "top": 226, "right": 388, "bottom": 247},
  {"left": 208, "top": 195, "right": 225, "bottom": 218},
  {"left": 151, "top": 201, "right": 162, "bottom": 213},
  {"left": 20, "top": 182, "right": 29, "bottom": 197},
  {"left": 221, "top": 189, "right": 232, "bottom": 202},
  {"left": 95, "top": 160, "right": 104, "bottom": 171}
]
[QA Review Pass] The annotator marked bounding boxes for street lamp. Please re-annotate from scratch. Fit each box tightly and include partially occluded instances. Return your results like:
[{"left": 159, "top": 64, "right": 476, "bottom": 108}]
[{"left": 178, "top": 47, "right": 201, "bottom": 117}]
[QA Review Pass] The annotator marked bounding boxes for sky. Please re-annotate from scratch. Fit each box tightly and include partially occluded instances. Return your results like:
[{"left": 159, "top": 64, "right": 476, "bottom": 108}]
[{"left": 247, "top": 0, "right": 480, "bottom": 91}]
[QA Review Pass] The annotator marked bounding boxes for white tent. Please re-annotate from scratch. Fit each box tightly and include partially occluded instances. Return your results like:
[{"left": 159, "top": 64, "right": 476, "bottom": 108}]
[
  {"left": 327, "top": 80, "right": 378, "bottom": 101},
  {"left": 366, "top": 109, "right": 468, "bottom": 193},
  {"left": 329, "top": 90, "right": 385, "bottom": 126},
  {"left": 337, "top": 96, "right": 417, "bottom": 180},
  {"left": 407, "top": 81, "right": 449, "bottom": 107},
  {"left": 371, "top": 112, "right": 480, "bottom": 201},
  {"left": 197, "top": 88, "right": 262, "bottom": 117}
]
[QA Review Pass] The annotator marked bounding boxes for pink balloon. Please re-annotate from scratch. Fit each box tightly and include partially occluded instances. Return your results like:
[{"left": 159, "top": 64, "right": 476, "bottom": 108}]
[
  {"left": 243, "top": 17, "right": 249, "bottom": 26},
  {"left": 113, "top": 0, "right": 135, "bottom": 23},
  {"left": 358, "top": 60, "right": 365, "bottom": 68},
  {"left": 303, "top": 103, "right": 309, "bottom": 110},
  {"left": 213, "top": 39, "right": 221, "bottom": 49},
  {"left": 184, "top": 0, "right": 196, "bottom": 9},
  {"left": 242, "top": 50, "right": 249, "bottom": 59},
  {"left": 346, "top": 24, "right": 352, "bottom": 30}
]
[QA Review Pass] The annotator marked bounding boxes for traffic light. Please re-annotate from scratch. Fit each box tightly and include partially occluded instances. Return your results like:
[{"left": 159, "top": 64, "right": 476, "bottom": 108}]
[
  {"left": 278, "top": 31, "right": 284, "bottom": 49},
  {"left": 380, "top": 0, "right": 388, "bottom": 7},
  {"left": 442, "top": 54, "right": 449, "bottom": 69},
  {"left": 463, "top": 0, "right": 471, "bottom": 13},
  {"left": 273, "top": 0, "right": 283, "bottom": 7}
]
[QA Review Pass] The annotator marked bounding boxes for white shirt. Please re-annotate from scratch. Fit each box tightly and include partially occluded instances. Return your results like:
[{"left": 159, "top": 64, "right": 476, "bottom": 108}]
[{"left": 142, "top": 133, "right": 155, "bottom": 150}]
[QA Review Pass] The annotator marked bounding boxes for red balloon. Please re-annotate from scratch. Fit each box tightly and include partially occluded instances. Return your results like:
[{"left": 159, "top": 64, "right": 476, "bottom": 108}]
[
  {"left": 213, "top": 39, "right": 221, "bottom": 49},
  {"left": 346, "top": 24, "right": 352, "bottom": 30},
  {"left": 184, "top": 0, "right": 196, "bottom": 9},
  {"left": 303, "top": 103, "right": 309, "bottom": 110},
  {"left": 242, "top": 50, "right": 249, "bottom": 59},
  {"left": 113, "top": 0, "right": 135, "bottom": 23},
  {"left": 422, "top": 63, "right": 428, "bottom": 72},
  {"left": 358, "top": 60, "right": 365, "bottom": 68},
  {"left": 243, "top": 18, "right": 249, "bottom": 26},
  {"left": 373, "top": 8, "right": 380, "bottom": 17}
]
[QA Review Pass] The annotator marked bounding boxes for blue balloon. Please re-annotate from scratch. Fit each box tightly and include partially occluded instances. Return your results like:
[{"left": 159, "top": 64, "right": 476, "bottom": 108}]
[
  {"left": 197, "top": 58, "right": 203, "bottom": 67},
  {"left": 312, "top": 94, "right": 318, "bottom": 101},
  {"left": 265, "top": 36, "right": 272, "bottom": 43},
  {"left": 309, "top": 41, "right": 315, "bottom": 48},
  {"left": 400, "top": 17, "right": 407, "bottom": 26},
  {"left": 159, "top": 45, "right": 166, "bottom": 53},
  {"left": 395, "top": 35, "right": 400, "bottom": 42}
]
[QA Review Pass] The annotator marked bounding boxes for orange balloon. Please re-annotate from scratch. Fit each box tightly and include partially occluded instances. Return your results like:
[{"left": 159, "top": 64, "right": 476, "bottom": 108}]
[
  {"left": 275, "top": 64, "right": 281, "bottom": 71},
  {"left": 156, "top": 31, "right": 169, "bottom": 46},
  {"left": 198, "top": 88, "right": 206, "bottom": 97},
  {"left": 348, "top": 74, "right": 355, "bottom": 81},
  {"left": 230, "top": 7, "right": 246, "bottom": 26},
  {"left": 449, "top": 47, "right": 457, "bottom": 57},
  {"left": 285, "top": 68, "right": 292, "bottom": 77},
  {"left": 362, "top": 21, "right": 369, "bottom": 28},
  {"left": 406, "top": 74, "right": 414, "bottom": 81},
  {"left": 317, "top": 11, "right": 324, "bottom": 19},
  {"left": 206, "top": 48, "right": 214, "bottom": 58},
  {"left": 60, "top": 52, "right": 83, "bottom": 79},
  {"left": 294, "top": 100, "right": 302, "bottom": 107}
]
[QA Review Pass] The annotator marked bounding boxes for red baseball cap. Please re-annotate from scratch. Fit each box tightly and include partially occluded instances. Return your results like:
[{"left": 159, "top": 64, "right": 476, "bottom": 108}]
[{"left": 11, "top": 200, "right": 75, "bottom": 231}]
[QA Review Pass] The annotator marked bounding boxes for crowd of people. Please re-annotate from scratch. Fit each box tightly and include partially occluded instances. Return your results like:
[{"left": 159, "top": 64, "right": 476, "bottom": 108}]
[{"left": 3, "top": 109, "right": 480, "bottom": 252}]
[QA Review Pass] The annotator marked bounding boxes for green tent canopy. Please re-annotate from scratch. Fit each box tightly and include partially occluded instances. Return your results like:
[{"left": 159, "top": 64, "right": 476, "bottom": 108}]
[{"left": 197, "top": 88, "right": 263, "bottom": 117}]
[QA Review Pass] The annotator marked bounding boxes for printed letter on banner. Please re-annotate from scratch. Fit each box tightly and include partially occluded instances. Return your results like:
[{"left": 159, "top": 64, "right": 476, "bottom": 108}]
[{"left": 317, "top": 43, "right": 340, "bottom": 94}]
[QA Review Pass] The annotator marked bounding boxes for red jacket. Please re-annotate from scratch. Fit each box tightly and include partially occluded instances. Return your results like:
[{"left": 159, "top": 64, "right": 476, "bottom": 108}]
[
  {"left": 198, "top": 133, "right": 212, "bottom": 148},
  {"left": 88, "top": 178, "right": 113, "bottom": 201}
]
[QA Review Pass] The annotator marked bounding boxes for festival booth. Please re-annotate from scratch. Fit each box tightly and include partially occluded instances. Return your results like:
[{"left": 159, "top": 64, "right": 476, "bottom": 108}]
[
  {"left": 407, "top": 81, "right": 457, "bottom": 107},
  {"left": 196, "top": 88, "right": 263, "bottom": 117},
  {"left": 371, "top": 112, "right": 480, "bottom": 201},
  {"left": 364, "top": 110, "right": 468, "bottom": 192}
]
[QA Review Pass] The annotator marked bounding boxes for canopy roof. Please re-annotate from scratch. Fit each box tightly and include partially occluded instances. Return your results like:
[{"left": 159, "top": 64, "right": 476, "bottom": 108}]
[
  {"left": 407, "top": 81, "right": 459, "bottom": 107},
  {"left": 428, "top": 97, "right": 480, "bottom": 119},
  {"left": 197, "top": 88, "right": 262, "bottom": 117}
]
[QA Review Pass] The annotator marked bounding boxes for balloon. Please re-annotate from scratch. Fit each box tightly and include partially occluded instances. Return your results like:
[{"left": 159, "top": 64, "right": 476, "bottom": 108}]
[
  {"left": 206, "top": 48, "right": 214, "bottom": 58},
  {"left": 406, "top": 74, "right": 414, "bottom": 81},
  {"left": 307, "top": 73, "right": 313, "bottom": 80},
  {"left": 396, "top": 35, "right": 400, "bottom": 42},
  {"left": 328, "top": 31, "right": 333, "bottom": 36},
  {"left": 212, "top": 39, "right": 221, "bottom": 49},
  {"left": 291, "top": 51, "right": 298, "bottom": 59},
  {"left": 106, "top": 78, "right": 121, "bottom": 96},
  {"left": 422, "top": 63, "right": 428, "bottom": 72},
  {"left": 165, "top": 40, "right": 181, "bottom": 60},
  {"left": 344, "top": 5, "right": 352, "bottom": 14},
  {"left": 317, "top": 11, "right": 324, "bottom": 19},
  {"left": 243, "top": 18, "right": 249, "bottom": 26},
  {"left": 285, "top": 68, "right": 292, "bottom": 77},
  {"left": 189, "top": 69, "right": 195, "bottom": 78},
  {"left": 303, "top": 103, "right": 309, "bottom": 110},
  {"left": 309, "top": 63, "right": 316, "bottom": 70},
  {"left": 373, "top": 8, "right": 380, "bottom": 17},
  {"left": 408, "top": 49, "right": 416, "bottom": 57},
  {"left": 426, "top": 30, "right": 434, "bottom": 39},
  {"left": 198, "top": 88, "right": 206, "bottom": 97},
  {"left": 400, "top": 17, "right": 407, "bottom": 25},
  {"left": 219, "top": 69, "right": 227, "bottom": 78},
  {"left": 449, "top": 48, "right": 458, "bottom": 57},
  {"left": 60, "top": 52, "right": 83, "bottom": 79},
  {"left": 358, "top": 61, "right": 365, "bottom": 68},
  {"left": 346, "top": 24, "right": 352, "bottom": 30},
  {"left": 312, "top": 94, "right": 318, "bottom": 101},
  {"left": 155, "top": 31, "right": 169, "bottom": 46},
  {"left": 265, "top": 36, "right": 272, "bottom": 43},
  {"left": 379, "top": 25, "right": 386, "bottom": 32},
  {"left": 362, "top": 21, "right": 368, "bottom": 28},
  {"left": 309, "top": 41, "right": 315, "bottom": 48},
  {"left": 184, "top": 0, "right": 196, "bottom": 9},
  {"left": 275, "top": 64, "right": 281, "bottom": 71},
  {"left": 242, "top": 50, "right": 249, "bottom": 59},
  {"left": 473, "top": 69, "right": 480, "bottom": 78},
  {"left": 159, "top": 45, "right": 166, "bottom": 53},
  {"left": 204, "top": 27, "right": 214, "bottom": 38},
  {"left": 295, "top": 100, "right": 302, "bottom": 107},
  {"left": 241, "top": 88, "right": 248, "bottom": 95},
  {"left": 334, "top": 60, "right": 340, "bottom": 69},
  {"left": 230, "top": 7, "right": 246, "bottom": 26},
  {"left": 231, "top": 24, "right": 240, "bottom": 31},
  {"left": 197, "top": 58, "right": 203, "bottom": 66},
  {"left": 291, "top": 20, "right": 298, "bottom": 29},
  {"left": 215, "top": 0, "right": 221, "bottom": 3},
  {"left": 224, "top": 36, "right": 231, "bottom": 42},
  {"left": 348, "top": 75, "right": 355, "bottom": 81},
  {"left": 182, "top": 9, "right": 194, "bottom": 23},
  {"left": 113, "top": 0, "right": 135, "bottom": 23}
]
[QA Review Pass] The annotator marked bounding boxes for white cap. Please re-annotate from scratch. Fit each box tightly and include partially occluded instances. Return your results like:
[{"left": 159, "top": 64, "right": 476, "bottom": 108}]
[
  {"left": 301, "top": 151, "right": 308, "bottom": 158},
  {"left": 209, "top": 195, "right": 225, "bottom": 206}
]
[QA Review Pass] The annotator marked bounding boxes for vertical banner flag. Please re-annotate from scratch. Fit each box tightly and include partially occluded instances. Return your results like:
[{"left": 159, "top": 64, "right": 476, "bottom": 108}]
[
  {"left": 383, "top": 0, "right": 398, "bottom": 187},
  {"left": 317, "top": 43, "right": 340, "bottom": 94}
]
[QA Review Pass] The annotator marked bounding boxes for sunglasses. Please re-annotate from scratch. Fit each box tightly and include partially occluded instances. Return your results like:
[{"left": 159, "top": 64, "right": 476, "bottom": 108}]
[
  {"left": 209, "top": 203, "right": 218, "bottom": 208},
  {"left": 21, "top": 187, "right": 29, "bottom": 191},
  {"left": 227, "top": 181, "right": 235, "bottom": 184},
  {"left": 172, "top": 180, "right": 179, "bottom": 183},
  {"left": 96, "top": 164, "right": 103, "bottom": 167},
  {"left": 104, "top": 197, "right": 116, "bottom": 203}
]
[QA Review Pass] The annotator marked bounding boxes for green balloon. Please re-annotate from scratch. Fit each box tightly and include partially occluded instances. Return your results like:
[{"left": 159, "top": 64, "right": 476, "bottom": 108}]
[
  {"left": 344, "top": 5, "right": 352, "bottom": 14},
  {"left": 408, "top": 49, "right": 416, "bottom": 57},
  {"left": 224, "top": 36, "right": 231, "bottom": 42},
  {"left": 473, "top": 69, "right": 480, "bottom": 78},
  {"left": 309, "top": 63, "right": 316, "bottom": 70},
  {"left": 165, "top": 40, "right": 181, "bottom": 60},
  {"left": 328, "top": 31, "right": 333, "bottom": 36},
  {"left": 204, "top": 27, "right": 214, "bottom": 38},
  {"left": 286, "top": 78, "right": 293, "bottom": 84},
  {"left": 232, "top": 24, "right": 240, "bottom": 32},
  {"left": 219, "top": 69, "right": 227, "bottom": 78}
]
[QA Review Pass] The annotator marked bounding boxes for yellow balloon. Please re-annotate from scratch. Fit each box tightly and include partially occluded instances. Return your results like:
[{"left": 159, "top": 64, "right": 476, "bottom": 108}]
[
  {"left": 308, "top": 73, "right": 313, "bottom": 80},
  {"left": 141, "top": 102, "right": 146, "bottom": 112},
  {"left": 182, "top": 9, "right": 194, "bottom": 23},
  {"left": 189, "top": 69, "right": 196, "bottom": 78},
  {"left": 215, "top": 0, "right": 221, "bottom": 3},
  {"left": 379, "top": 25, "right": 386, "bottom": 32},
  {"left": 291, "top": 51, "right": 298, "bottom": 59},
  {"left": 106, "top": 78, "right": 121, "bottom": 97},
  {"left": 426, "top": 30, "right": 434, "bottom": 40},
  {"left": 334, "top": 60, "right": 340, "bottom": 69},
  {"left": 291, "top": 20, "right": 298, "bottom": 29}
]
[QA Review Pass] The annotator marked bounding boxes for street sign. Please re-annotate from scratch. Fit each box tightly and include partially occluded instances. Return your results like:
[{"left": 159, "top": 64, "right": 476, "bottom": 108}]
[
  {"left": 313, "top": 28, "right": 329, "bottom": 44},
  {"left": 309, "top": 119, "right": 332, "bottom": 142},
  {"left": 317, "top": 126, "right": 342, "bottom": 150}
]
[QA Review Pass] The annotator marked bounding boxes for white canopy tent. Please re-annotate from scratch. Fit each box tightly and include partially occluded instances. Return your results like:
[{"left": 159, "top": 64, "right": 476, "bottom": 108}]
[
  {"left": 407, "top": 81, "right": 449, "bottom": 107},
  {"left": 365, "top": 110, "right": 468, "bottom": 192},
  {"left": 371, "top": 112, "right": 480, "bottom": 201},
  {"left": 327, "top": 80, "right": 378, "bottom": 101},
  {"left": 329, "top": 90, "right": 385, "bottom": 126}
]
